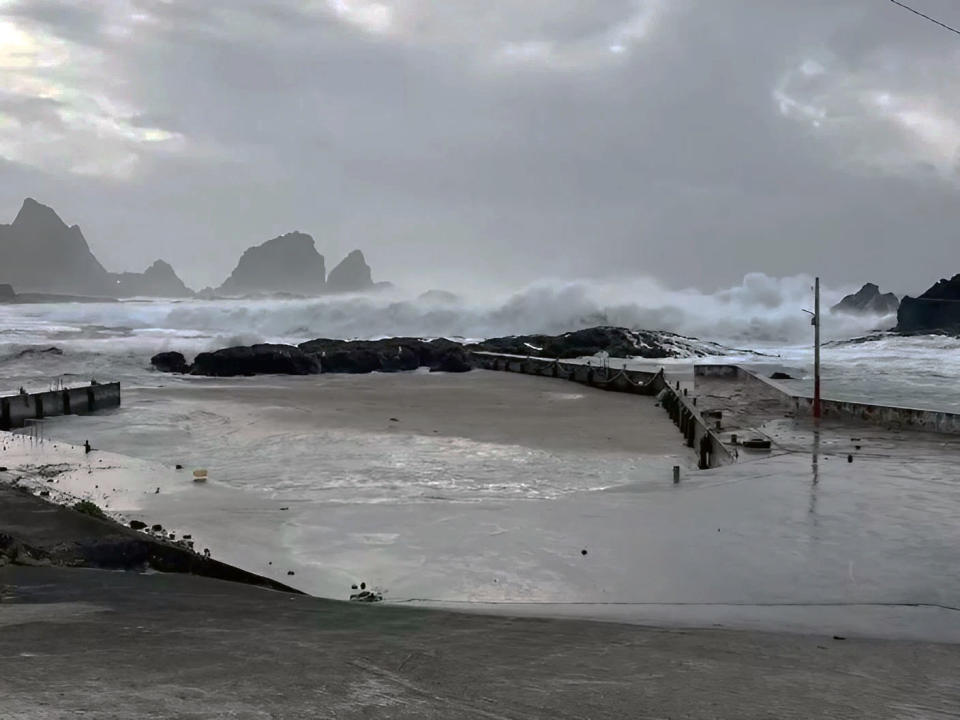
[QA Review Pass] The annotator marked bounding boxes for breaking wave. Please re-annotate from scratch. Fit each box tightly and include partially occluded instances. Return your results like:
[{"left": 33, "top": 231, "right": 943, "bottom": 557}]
[{"left": 0, "top": 273, "right": 894, "bottom": 361}]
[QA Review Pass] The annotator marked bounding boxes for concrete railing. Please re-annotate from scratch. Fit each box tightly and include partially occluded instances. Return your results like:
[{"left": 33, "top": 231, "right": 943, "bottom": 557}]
[
  {"left": 0, "top": 382, "right": 121, "bottom": 430},
  {"left": 694, "top": 364, "right": 960, "bottom": 435},
  {"left": 470, "top": 352, "right": 661, "bottom": 394},
  {"left": 471, "top": 353, "right": 736, "bottom": 468}
]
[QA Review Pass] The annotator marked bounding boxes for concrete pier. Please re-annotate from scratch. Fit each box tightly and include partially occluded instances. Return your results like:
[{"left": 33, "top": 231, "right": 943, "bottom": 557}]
[{"left": 0, "top": 382, "right": 120, "bottom": 430}]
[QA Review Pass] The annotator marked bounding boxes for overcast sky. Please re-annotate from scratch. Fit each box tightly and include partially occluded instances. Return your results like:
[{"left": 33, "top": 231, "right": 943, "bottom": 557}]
[{"left": 2, "top": 0, "right": 960, "bottom": 293}]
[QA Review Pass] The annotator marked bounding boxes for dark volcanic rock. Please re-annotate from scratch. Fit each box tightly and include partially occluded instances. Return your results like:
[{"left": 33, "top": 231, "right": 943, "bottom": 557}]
[
  {"left": 0, "top": 198, "right": 115, "bottom": 296},
  {"left": 0, "top": 283, "right": 14, "bottom": 301},
  {"left": 429, "top": 347, "right": 472, "bottom": 373},
  {"left": 326, "top": 250, "right": 374, "bottom": 293},
  {"left": 217, "top": 232, "right": 326, "bottom": 296},
  {"left": 110, "top": 260, "right": 193, "bottom": 298},
  {"left": 298, "top": 337, "right": 472, "bottom": 374},
  {"left": 831, "top": 283, "right": 899, "bottom": 316},
  {"left": 471, "top": 327, "right": 670, "bottom": 359},
  {"left": 896, "top": 274, "right": 960, "bottom": 333},
  {"left": 151, "top": 351, "right": 191, "bottom": 374},
  {"left": 191, "top": 344, "right": 320, "bottom": 377}
]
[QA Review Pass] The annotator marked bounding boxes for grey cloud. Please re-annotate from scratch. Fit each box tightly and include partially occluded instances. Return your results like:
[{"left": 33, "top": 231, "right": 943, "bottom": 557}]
[{"left": 1, "top": 0, "right": 960, "bottom": 295}]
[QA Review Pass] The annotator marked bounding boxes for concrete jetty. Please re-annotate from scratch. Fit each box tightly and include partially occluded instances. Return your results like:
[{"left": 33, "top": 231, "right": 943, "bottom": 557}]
[{"left": 0, "top": 382, "right": 120, "bottom": 430}]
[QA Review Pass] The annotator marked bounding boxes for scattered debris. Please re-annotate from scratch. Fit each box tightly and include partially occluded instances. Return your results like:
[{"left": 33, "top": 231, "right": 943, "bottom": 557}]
[{"left": 129, "top": 520, "right": 147, "bottom": 530}]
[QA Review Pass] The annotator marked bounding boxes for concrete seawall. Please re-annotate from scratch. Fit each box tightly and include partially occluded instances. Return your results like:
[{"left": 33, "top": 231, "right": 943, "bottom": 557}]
[
  {"left": 694, "top": 364, "right": 960, "bottom": 435},
  {"left": 471, "top": 353, "right": 736, "bottom": 468},
  {"left": 0, "top": 382, "right": 121, "bottom": 430}
]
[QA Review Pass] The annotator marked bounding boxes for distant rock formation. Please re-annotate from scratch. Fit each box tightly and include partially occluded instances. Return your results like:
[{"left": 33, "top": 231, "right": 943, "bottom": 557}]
[
  {"left": 0, "top": 198, "right": 115, "bottom": 296},
  {"left": 110, "top": 260, "right": 193, "bottom": 298},
  {"left": 217, "top": 232, "right": 326, "bottom": 296},
  {"left": 896, "top": 274, "right": 960, "bottom": 333},
  {"left": 325, "top": 250, "right": 373, "bottom": 293},
  {"left": 831, "top": 283, "right": 899, "bottom": 316},
  {"left": 0, "top": 198, "right": 193, "bottom": 298},
  {"left": 0, "top": 283, "right": 13, "bottom": 301}
]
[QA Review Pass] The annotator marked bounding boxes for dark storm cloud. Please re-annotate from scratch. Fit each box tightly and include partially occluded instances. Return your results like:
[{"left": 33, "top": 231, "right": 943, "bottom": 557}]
[{"left": 1, "top": 0, "right": 960, "bottom": 293}]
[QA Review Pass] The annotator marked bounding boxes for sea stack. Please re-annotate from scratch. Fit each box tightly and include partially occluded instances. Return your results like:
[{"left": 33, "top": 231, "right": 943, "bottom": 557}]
[
  {"left": 217, "top": 232, "right": 326, "bottom": 296},
  {"left": 831, "top": 283, "right": 899, "bottom": 316},
  {"left": 110, "top": 260, "right": 194, "bottom": 298},
  {"left": 0, "top": 198, "right": 115, "bottom": 296},
  {"left": 326, "top": 250, "right": 374, "bottom": 293}
]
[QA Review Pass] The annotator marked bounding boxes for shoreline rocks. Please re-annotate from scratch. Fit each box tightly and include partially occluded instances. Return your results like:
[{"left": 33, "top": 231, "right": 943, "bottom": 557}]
[
  {"left": 191, "top": 344, "right": 321, "bottom": 377},
  {"left": 896, "top": 274, "right": 960, "bottom": 333}
]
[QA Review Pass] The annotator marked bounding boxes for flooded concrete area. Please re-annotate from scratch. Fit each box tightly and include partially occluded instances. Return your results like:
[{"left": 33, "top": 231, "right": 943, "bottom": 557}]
[{"left": 3, "top": 369, "right": 960, "bottom": 644}]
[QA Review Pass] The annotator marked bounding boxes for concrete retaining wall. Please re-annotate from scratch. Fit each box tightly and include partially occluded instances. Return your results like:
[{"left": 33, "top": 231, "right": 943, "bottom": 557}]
[
  {"left": 471, "top": 353, "right": 659, "bottom": 395},
  {"left": 0, "top": 382, "right": 121, "bottom": 430},
  {"left": 1, "top": 394, "right": 37, "bottom": 430},
  {"left": 657, "top": 383, "right": 737, "bottom": 469},
  {"left": 695, "top": 363, "right": 960, "bottom": 435},
  {"left": 794, "top": 396, "right": 960, "bottom": 434},
  {"left": 34, "top": 390, "right": 66, "bottom": 418}
]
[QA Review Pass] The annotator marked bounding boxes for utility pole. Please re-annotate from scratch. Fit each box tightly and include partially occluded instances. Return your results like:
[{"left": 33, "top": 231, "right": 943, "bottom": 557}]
[{"left": 813, "top": 276, "right": 821, "bottom": 421}]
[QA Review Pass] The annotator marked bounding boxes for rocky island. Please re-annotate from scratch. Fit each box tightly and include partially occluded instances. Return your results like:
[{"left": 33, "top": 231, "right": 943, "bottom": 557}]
[
  {"left": 0, "top": 198, "right": 193, "bottom": 299},
  {"left": 831, "top": 283, "right": 899, "bottom": 316}
]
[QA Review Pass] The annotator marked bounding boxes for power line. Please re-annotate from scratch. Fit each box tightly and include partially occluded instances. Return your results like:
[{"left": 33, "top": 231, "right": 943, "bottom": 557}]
[{"left": 888, "top": 0, "right": 960, "bottom": 37}]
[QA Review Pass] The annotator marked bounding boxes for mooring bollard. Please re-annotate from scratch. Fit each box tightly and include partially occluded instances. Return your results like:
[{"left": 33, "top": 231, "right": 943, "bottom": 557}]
[
  {"left": 673, "top": 466, "right": 680, "bottom": 484},
  {"left": 692, "top": 397, "right": 697, "bottom": 406},
  {"left": 683, "top": 388, "right": 688, "bottom": 397}
]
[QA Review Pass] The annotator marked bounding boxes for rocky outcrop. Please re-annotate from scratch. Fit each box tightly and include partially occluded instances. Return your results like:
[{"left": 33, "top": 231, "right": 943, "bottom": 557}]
[
  {"left": 190, "top": 344, "right": 321, "bottom": 377},
  {"left": 468, "top": 326, "right": 751, "bottom": 360},
  {"left": 0, "top": 283, "right": 13, "bottom": 301},
  {"left": 217, "top": 232, "right": 326, "bottom": 296},
  {"left": 831, "top": 283, "right": 899, "bottom": 315},
  {"left": 110, "top": 260, "right": 193, "bottom": 298},
  {"left": 325, "top": 250, "right": 374, "bottom": 293},
  {"left": 151, "top": 351, "right": 191, "bottom": 374},
  {"left": 298, "top": 337, "right": 472, "bottom": 373},
  {"left": 0, "top": 198, "right": 115, "bottom": 296},
  {"left": 896, "top": 274, "right": 960, "bottom": 333}
]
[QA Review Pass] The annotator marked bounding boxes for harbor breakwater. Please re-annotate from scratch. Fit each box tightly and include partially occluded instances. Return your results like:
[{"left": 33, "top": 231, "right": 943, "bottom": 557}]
[{"left": 0, "top": 382, "right": 120, "bottom": 430}]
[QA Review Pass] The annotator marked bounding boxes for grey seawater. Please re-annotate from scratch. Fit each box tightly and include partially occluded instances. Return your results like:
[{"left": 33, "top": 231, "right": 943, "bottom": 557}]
[{"left": 24, "top": 380, "right": 960, "bottom": 643}]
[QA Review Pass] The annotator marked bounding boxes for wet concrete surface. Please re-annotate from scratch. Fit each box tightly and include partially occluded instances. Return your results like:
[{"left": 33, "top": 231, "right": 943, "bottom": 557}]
[{"left": 3, "top": 565, "right": 960, "bottom": 719}]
